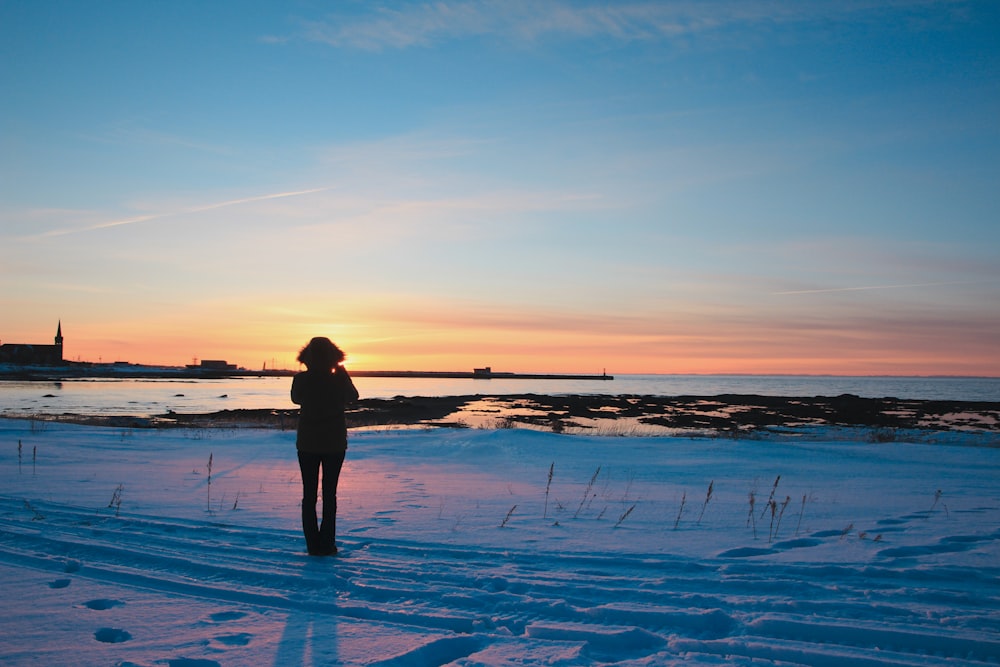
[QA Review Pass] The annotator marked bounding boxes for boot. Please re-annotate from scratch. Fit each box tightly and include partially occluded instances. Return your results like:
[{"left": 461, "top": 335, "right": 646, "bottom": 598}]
[
  {"left": 318, "top": 517, "right": 337, "bottom": 555},
  {"left": 302, "top": 505, "right": 322, "bottom": 555}
]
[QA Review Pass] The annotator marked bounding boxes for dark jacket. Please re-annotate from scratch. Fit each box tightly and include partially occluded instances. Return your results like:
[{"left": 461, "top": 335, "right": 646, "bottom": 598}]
[{"left": 291, "top": 366, "right": 359, "bottom": 453}]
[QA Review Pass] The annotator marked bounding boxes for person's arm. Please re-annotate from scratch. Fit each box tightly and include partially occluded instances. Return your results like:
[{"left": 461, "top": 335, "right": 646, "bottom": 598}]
[
  {"left": 337, "top": 366, "right": 360, "bottom": 403},
  {"left": 290, "top": 373, "right": 305, "bottom": 406}
]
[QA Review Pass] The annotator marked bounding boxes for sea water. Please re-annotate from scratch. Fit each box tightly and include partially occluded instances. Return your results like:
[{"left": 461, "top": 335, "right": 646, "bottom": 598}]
[{"left": 1, "top": 374, "right": 998, "bottom": 419}]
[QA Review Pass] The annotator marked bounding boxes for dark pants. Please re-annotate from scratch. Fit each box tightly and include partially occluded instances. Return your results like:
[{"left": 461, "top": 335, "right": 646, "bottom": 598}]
[{"left": 297, "top": 450, "right": 345, "bottom": 554}]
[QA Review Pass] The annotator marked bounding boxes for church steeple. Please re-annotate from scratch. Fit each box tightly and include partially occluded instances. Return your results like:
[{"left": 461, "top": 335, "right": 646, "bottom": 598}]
[{"left": 55, "top": 320, "right": 63, "bottom": 359}]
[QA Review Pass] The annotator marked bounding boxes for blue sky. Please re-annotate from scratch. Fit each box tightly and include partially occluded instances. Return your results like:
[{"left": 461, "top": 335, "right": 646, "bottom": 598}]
[{"left": 2, "top": 1, "right": 999, "bottom": 374}]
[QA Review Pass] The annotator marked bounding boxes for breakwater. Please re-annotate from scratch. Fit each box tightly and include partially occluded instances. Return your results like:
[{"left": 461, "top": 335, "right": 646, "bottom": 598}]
[{"left": 351, "top": 370, "right": 613, "bottom": 381}]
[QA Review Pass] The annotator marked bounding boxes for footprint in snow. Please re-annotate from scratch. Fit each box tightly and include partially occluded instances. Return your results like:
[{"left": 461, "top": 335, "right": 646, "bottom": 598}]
[
  {"left": 771, "top": 537, "right": 822, "bottom": 550},
  {"left": 64, "top": 560, "right": 82, "bottom": 573},
  {"left": 167, "top": 658, "right": 221, "bottom": 667},
  {"left": 209, "top": 610, "right": 246, "bottom": 622},
  {"left": 83, "top": 599, "right": 123, "bottom": 610},
  {"left": 94, "top": 627, "right": 132, "bottom": 643},
  {"left": 811, "top": 529, "right": 846, "bottom": 538},
  {"left": 212, "top": 633, "right": 252, "bottom": 647},
  {"left": 48, "top": 579, "right": 71, "bottom": 589},
  {"left": 877, "top": 518, "right": 907, "bottom": 526},
  {"left": 954, "top": 507, "right": 993, "bottom": 514},
  {"left": 878, "top": 533, "right": 996, "bottom": 559},
  {"left": 716, "top": 546, "right": 773, "bottom": 558}
]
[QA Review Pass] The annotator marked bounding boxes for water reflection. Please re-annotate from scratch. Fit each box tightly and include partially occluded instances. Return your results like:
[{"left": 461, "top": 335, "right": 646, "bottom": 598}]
[{"left": 1, "top": 374, "right": 999, "bottom": 420}]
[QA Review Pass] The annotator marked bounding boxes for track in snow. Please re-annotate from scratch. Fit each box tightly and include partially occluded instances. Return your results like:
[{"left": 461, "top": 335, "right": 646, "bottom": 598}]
[{"left": 2, "top": 495, "right": 999, "bottom": 666}]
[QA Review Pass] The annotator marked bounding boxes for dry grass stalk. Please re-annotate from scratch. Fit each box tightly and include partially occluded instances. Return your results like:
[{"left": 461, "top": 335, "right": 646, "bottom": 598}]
[
  {"left": 766, "top": 499, "right": 777, "bottom": 542},
  {"left": 772, "top": 495, "right": 791, "bottom": 542},
  {"left": 500, "top": 504, "right": 517, "bottom": 528},
  {"left": 206, "top": 453, "right": 214, "bottom": 513},
  {"left": 615, "top": 504, "right": 636, "bottom": 528},
  {"left": 544, "top": 462, "right": 554, "bottom": 519},
  {"left": 759, "top": 475, "right": 780, "bottom": 520},
  {"left": 794, "top": 494, "right": 807, "bottom": 536},
  {"left": 673, "top": 491, "right": 687, "bottom": 530},
  {"left": 574, "top": 466, "right": 601, "bottom": 519},
  {"left": 929, "top": 489, "right": 949, "bottom": 517},
  {"left": 108, "top": 484, "right": 124, "bottom": 517},
  {"left": 696, "top": 480, "right": 714, "bottom": 525},
  {"left": 24, "top": 500, "right": 45, "bottom": 521}
]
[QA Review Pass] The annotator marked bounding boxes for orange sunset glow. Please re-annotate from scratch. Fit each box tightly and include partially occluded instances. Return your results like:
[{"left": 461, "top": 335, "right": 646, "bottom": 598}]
[{"left": 15, "top": 287, "right": 998, "bottom": 377}]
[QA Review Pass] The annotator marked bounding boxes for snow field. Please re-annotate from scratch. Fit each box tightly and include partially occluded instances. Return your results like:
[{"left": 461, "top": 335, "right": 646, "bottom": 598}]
[{"left": 1, "top": 419, "right": 999, "bottom": 665}]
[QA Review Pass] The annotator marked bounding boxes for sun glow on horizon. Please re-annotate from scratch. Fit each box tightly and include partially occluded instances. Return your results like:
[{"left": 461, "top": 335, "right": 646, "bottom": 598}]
[{"left": 20, "top": 307, "right": 998, "bottom": 378}]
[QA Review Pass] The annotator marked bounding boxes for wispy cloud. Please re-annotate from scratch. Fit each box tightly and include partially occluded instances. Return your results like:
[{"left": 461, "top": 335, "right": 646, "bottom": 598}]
[
  {"left": 34, "top": 188, "right": 329, "bottom": 239},
  {"left": 300, "top": 1, "right": 719, "bottom": 50},
  {"left": 772, "top": 280, "right": 987, "bottom": 296},
  {"left": 297, "top": 0, "right": 961, "bottom": 51}
]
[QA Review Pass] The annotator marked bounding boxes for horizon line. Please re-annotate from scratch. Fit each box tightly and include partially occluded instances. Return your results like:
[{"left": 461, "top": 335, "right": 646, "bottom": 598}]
[{"left": 2, "top": 360, "right": 997, "bottom": 381}]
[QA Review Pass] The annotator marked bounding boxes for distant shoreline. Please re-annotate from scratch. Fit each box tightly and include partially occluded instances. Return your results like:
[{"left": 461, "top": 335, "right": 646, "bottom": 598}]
[
  {"left": 2, "top": 364, "right": 996, "bottom": 381},
  {"left": 0, "top": 364, "right": 612, "bottom": 382},
  {"left": 351, "top": 369, "right": 613, "bottom": 381}
]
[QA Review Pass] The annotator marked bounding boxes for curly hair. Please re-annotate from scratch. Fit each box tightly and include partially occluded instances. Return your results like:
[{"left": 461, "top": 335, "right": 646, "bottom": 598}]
[{"left": 297, "top": 337, "right": 345, "bottom": 371}]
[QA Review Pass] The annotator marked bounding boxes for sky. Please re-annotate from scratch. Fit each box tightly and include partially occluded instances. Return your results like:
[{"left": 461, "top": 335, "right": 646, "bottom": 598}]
[{"left": 2, "top": 1, "right": 999, "bottom": 375}]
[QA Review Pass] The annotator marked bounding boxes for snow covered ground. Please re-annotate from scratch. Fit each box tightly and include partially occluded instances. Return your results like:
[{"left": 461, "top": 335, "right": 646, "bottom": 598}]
[{"left": 1, "top": 417, "right": 999, "bottom": 666}]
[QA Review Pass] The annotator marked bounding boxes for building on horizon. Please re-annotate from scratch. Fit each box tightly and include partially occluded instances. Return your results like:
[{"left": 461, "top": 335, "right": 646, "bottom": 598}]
[
  {"left": 186, "top": 359, "right": 238, "bottom": 371},
  {"left": 0, "top": 321, "right": 64, "bottom": 365}
]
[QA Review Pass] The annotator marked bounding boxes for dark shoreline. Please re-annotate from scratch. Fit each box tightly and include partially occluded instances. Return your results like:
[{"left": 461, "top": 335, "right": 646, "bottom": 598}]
[
  {"left": 0, "top": 366, "right": 611, "bottom": 381},
  {"left": 10, "top": 393, "right": 999, "bottom": 435}
]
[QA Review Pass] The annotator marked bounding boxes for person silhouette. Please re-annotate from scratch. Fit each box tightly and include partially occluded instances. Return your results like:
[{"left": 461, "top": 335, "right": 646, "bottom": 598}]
[{"left": 291, "top": 337, "right": 359, "bottom": 555}]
